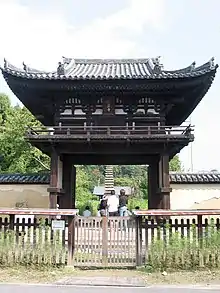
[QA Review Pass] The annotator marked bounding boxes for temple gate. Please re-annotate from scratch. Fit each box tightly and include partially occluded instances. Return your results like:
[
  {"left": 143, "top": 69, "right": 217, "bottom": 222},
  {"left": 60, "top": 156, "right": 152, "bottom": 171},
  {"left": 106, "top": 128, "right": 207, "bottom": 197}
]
[{"left": 1, "top": 57, "right": 218, "bottom": 210}]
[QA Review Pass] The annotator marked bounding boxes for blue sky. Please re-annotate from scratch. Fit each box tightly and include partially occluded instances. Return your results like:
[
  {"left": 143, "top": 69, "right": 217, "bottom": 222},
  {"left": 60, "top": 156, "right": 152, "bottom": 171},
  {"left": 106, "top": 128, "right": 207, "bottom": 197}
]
[{"left": 0, "top": 0, "right": 220, "bottom": 172}]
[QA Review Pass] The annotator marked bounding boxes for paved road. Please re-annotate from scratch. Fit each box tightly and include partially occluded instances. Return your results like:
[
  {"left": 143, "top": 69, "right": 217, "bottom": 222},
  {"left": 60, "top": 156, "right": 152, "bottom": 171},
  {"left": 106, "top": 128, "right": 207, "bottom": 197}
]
[{"left": 0, "top": 284, "right": 219, "bottom": 293}]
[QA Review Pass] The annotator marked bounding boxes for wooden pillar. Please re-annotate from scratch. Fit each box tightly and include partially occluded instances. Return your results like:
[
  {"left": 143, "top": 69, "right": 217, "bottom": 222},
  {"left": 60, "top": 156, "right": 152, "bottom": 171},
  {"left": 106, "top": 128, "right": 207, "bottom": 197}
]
[
  {"left": 59, "top": 156, "right": 76, "bottom": 209},
  {"left": 158, "top": 154, "right": 172, "bottom": 209},
  {"left": 47, "top": 151, "right": 63, "bottom": 209},
  {"left": 148, "top": 159, "right": 160, "bottom": 209},
  {"left": 72, "top": 166, "right": 76, "bottom": 208},
  {"left": 148, "top": 154, "right": 171, "bottom": 210}
]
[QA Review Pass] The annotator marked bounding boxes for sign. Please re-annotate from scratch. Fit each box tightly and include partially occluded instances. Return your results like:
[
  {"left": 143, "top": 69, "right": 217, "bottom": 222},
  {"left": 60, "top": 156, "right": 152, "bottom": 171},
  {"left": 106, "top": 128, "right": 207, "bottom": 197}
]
[{"left": 51, "top": 220, "right": 65, "bottom": 231}]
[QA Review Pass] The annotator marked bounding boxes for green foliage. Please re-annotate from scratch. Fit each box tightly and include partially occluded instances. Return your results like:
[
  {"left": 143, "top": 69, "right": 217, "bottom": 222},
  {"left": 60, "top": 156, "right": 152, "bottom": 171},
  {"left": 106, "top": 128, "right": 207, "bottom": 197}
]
[
  {"left": 127, "top": 198, "right": 148, "bottom": 210},
  {"left": 0, "top": 228, "right": 66, "bottom": 267},
  {"left": 145, "top": 221, "right": 220, "bottom": 271},
  {"left": 75, "top": 166, "right": 99, "bottom": 215},
  {"left": 0, "top": 94, "right": 49, "bottom": 173},
  {"left": 169, "top": 155, "right": 182, "bottom": 172}
]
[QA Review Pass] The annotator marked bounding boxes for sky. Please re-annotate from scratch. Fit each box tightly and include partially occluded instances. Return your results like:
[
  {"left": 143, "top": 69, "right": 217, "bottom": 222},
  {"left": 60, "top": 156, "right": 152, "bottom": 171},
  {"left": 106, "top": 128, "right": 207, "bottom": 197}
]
[{"left": 0, "top": 0, "right": 220, "bottom": 172}]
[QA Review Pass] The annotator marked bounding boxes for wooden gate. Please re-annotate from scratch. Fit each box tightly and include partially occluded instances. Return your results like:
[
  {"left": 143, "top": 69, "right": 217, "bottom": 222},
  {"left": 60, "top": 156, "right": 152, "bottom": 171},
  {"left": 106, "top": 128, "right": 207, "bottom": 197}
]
[{"left": 73, "top": 216, "right": 136, "bottom": 267}]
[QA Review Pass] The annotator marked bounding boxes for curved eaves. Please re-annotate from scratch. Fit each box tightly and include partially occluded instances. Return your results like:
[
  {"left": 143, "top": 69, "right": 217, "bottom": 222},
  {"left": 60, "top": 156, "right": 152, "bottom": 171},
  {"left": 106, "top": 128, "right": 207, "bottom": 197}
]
[{"left": 166, "top": 69, "right": 217, "bottom": 125}]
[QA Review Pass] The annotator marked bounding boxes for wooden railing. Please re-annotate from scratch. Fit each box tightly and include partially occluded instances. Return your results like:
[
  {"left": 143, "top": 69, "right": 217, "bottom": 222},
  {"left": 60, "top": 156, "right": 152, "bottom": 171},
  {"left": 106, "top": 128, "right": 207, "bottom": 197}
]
[
  {"left": 1, "top": 208, "right": 219, "bottom": 268},
  {"left": 134, "top": 209, "right": 220, "bottom": 268},
  {"left": 26, "top": 124, "right": 194, "bottom": 140},
  {"left": 0, "top": 208, "right": 77, "bottom": 266}
]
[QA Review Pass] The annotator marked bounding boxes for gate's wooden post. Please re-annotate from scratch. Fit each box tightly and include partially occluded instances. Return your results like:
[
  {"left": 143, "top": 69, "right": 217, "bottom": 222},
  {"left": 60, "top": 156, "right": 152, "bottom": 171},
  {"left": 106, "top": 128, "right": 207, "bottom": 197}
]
[
  {"left": 197, "top": 214, "right": 203, "bottom": 247},
  {"left": 67, "top": 215, "right": 75, "bottom": 266},
  {"left": 102, "top": 216, "right": 108, "bottom": 267},
  {"left": 135, "top": 215, "right": 143, "bottom": 266}
]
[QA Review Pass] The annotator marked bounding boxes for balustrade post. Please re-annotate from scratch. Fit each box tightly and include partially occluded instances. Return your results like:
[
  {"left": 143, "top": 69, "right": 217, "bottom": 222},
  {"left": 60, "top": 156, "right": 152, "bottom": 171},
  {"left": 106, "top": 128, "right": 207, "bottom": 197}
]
[
  {"left": 67, "top": 215, "right": 75, "bottom": 266},
  {"left": 107, "top": 127, "right": 110, "bottom": 135},
  {"left": 102, "top": 216, "right": 108, "bottom": 267},
  {"left": 135, "top": 216, "right": 143, "bottom": 266}
]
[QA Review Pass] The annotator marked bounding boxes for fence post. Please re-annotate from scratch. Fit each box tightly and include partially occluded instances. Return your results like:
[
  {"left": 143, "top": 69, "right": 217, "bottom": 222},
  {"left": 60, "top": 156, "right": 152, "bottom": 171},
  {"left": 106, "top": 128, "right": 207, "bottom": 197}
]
[
  {"left": 102, "top": 216, "right": 108, "bottom": 267},
  {"left": 67, "top": 215, "right": 75, "bottom": 266},
  {"left": 9, "top": 214, "right": 15, "bottom": 230},
  {"left": 197, "top": 215, "right": 203, "bottom": 247},
  {"left": 135, "top": 216, "right": 142, "bottom": 266}
]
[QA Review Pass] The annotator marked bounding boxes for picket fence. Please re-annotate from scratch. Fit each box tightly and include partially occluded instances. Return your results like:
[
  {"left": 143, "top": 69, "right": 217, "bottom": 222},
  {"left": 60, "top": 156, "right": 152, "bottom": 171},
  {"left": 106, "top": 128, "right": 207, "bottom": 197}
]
[{"left": 0, "top": 209, "right": 220, "bottom": 267}]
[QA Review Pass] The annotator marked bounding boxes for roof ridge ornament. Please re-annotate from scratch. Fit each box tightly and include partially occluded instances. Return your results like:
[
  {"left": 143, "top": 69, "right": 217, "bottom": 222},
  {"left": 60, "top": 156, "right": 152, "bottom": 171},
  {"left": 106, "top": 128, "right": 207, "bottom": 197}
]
[
  {"left": 209, "top": 57, "right": 215, "bottom": 69},
  {"left": 191, "top": 61, "right": 196, "bottom": 71},
  {"left": 152, "top": 56, "right": 163, "bottom": 75},
  {"left": 22, "top": 62, "right": 27, "bottom": 72},
  {"left": 3, "top": 58, "right": 8, "bottom": 69},
  {"left": 57, "top": 57, "right": 75, "bottom": 76},
  {"left": 57, "top": 62, "right": 65, "bottom": 75}
]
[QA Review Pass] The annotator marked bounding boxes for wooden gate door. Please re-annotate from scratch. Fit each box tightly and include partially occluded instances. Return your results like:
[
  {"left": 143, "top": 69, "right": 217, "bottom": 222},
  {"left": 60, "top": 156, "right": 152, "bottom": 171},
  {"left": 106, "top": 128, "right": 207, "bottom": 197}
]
[{"left": 74, "top": 216, "right": 136, "bottom": 267}]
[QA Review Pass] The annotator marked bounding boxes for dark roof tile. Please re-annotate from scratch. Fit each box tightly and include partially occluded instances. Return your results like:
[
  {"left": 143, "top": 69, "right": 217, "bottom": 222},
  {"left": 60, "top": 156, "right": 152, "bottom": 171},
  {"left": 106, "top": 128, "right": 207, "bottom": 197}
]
[
  {"left": 0, "top": 173, "right": 50, "bottom": 184},
  {"left": 1, "top": 57, "right": 218, "bottom": 81},
  {"left": 170, "top": 172, "right": 220, "bottom": 184},
  {"left": 0, "top": 172, "right": 220, "bottom": 185}
]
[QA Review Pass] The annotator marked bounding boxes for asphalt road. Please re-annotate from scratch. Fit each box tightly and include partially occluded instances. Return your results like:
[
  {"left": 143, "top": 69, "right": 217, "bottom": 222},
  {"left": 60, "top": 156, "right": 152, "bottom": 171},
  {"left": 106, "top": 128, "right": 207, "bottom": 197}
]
[{"left": 0, "top": 284, "right": 219, "bottom": 293}]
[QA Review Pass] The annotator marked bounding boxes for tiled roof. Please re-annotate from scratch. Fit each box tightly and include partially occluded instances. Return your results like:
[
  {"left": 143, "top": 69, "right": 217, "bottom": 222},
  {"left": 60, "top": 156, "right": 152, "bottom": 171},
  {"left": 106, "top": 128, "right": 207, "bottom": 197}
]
[
  {"left": 170, "top": 172, "right": 220, "bottom": 184},
  {"left": 0, "top": 174, "right": 49, "bottom": 184},
  {"left": 0, "top": 172, "right": 220, "bottom": 185},
  {"left": 1, "top": 57, "right": 218, "bottom": 81}
]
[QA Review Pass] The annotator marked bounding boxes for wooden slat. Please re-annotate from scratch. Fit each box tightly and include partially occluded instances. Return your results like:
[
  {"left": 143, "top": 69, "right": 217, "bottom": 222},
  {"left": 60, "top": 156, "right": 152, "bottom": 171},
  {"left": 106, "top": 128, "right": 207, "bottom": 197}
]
[
  {"left": 0, "top": 208, "right": 78, "bottom": 216},
  {"left": 73, "top": 216, "right": 136, "bottom": 267},
  {"left": 134, "top": 209, "right": 220, "bottom": 216}
]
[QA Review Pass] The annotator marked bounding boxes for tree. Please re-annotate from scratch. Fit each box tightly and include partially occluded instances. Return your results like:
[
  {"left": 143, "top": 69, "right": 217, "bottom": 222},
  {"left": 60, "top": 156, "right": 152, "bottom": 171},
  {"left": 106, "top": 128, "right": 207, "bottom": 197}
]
[
  {"left": 75, "top": 166, "right": 99, "bottom": 215},
  {"left": 169, "top": 155, "right": 182, "bottom": 172},
  {"left": 0, "top": 94, "right": 49, "bottom": 173}
]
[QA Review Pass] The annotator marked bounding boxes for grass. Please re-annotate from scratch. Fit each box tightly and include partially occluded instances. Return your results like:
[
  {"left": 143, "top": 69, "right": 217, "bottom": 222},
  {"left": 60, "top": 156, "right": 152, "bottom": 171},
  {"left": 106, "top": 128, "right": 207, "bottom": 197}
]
[
  {"left": 1, "top": 267, "right": 220, "bottom": 285},
  {"left": 0, "top": 227, "right": 67, "bottom": 267},
  {"left": 144, "top": 221, "right": 220, "bottom": 271},
  {"left": 1, "top": 218, "right": 220, "bottom": 287},
  {"left": 0, "top": 266, "right": 73, "bottom": 283},
  {"left": 142, "top": 269, "right": 220, "bottom": 285}
]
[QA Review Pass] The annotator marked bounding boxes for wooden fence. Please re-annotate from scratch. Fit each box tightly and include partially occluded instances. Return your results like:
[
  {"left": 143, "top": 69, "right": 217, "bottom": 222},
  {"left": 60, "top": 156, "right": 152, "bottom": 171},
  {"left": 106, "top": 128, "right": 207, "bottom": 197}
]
[
  {"left": 0, "top": 208, "right": 77, "bottom": 266},
  {"left": 73, "top": 212, "right": 220, "bottom": 268},
  {"left": 0, "top": 209, "right": 220, "bottom": 268},
  {"left": 134, "top": 209, "right": 220, "bottom": 268},
  {"left": 73, "top": 216, "right": 136, "bottom": 267}
]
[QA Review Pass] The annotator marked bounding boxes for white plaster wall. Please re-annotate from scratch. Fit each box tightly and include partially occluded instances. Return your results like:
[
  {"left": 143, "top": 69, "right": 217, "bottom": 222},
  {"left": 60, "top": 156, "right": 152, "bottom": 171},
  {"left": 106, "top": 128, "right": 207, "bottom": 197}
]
[
  {"left": 1, "top": 183, "right": 220, "bottom": 211},
  {"left": 0, "top": 184, "right": 49, "bottom": 208},
  {"left": 170, "top": 184, "right": 220, "bottom": 210}
]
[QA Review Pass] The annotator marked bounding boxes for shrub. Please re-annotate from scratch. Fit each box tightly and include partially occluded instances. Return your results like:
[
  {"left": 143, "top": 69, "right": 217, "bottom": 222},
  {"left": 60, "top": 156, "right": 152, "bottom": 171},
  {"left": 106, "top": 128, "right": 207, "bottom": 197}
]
[
  {"left": 0, "top": 226, "right": 67, "bottom": 267},
  {"left": 146, "top": 221, "right": 220, "bottom": 271}
]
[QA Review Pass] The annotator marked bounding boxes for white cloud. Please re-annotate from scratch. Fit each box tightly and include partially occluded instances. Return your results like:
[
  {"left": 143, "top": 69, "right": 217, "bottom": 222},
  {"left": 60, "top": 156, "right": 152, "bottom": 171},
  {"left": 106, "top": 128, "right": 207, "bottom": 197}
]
[{"left": 0, "top": 0, "right": 165, "bottom": 71}]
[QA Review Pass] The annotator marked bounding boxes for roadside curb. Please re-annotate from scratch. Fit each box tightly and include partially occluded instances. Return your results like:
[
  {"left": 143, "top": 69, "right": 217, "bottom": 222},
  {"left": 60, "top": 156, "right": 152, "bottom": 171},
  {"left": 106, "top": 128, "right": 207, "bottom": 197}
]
[
  {"left": 1, "top": 282, "right": 220, "bottom": 290},
  {"left": 55, "top": 276, "right": 146, "bottom": 287}
]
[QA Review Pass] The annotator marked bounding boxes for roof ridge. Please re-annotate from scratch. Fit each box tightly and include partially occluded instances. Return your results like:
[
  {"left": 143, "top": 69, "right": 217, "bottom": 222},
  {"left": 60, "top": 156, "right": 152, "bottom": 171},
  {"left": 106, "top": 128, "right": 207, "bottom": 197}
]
[
  {"left": 73, "top": 58, "right": 151, "bottom": 64},
  {"left": 1, "top": 57, "right": 217, "bottom": 81}
]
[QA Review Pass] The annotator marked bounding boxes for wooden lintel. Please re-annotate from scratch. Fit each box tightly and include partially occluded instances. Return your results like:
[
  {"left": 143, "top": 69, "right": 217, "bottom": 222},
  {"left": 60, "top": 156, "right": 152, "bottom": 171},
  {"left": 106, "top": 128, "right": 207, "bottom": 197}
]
[{"left": 47, "top": 187, "right": 65, "bottom": 194}]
